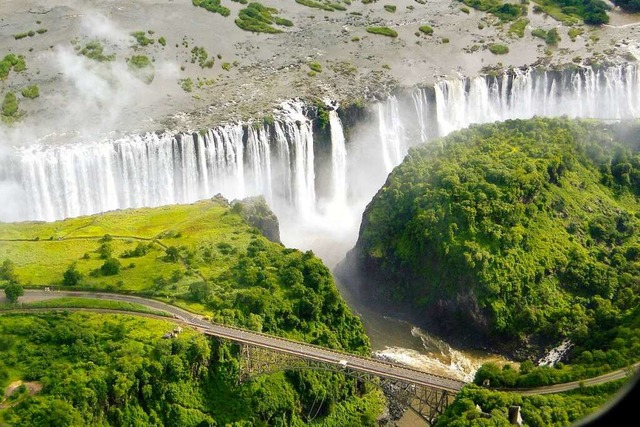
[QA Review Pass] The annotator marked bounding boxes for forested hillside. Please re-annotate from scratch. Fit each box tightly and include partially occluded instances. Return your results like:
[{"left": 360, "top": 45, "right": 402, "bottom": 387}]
[
  {"left": 343, "top": 117, "right": 640, "bottom": 361},
  {"left": 0, "top": 312, "right": 383, "bottom": 426},
  {"left": 0, "top": 198, "right": 382, "bottom": 425}
]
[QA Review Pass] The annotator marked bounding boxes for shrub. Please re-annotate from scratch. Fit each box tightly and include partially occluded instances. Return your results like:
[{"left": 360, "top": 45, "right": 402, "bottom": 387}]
[
  {"left": 130, "top": 31, "right": 154, "bottom": 46},
  {"left": 1, "top": 92, "right": 19, "bottom": 118},
  {"left": 21, "top": 85, "right": 39, "bottom": 99},
  {"left": 63, "top": 263, "right": 83, "bottom": 286},
  {"left": 100, "top": 258, "right": 121, "bottom": 276},
  {"left": 158, "top": 36, "right": 167, "bottom": 46},
  {"left": 222, "top": 62, "right": 231, "bottom": 71},
  {"left": 419, "top": 25, "right": 433, "bottom": 35},
  {"left": 127, "top": 55, "right": 154, "bottom": 84},
  {"left": 308, "top": 61, "right": 322, "bottom": 72},
  {"left": 14, "top": 33, "right": 28, "bottom": 40},
  {"left": 545, "top": 28, "right": 561, "bottom": 45},
  {"left": 235, "top": 3, "right": 292, "bottom": 33},
  {"left": 488, "top": 43, "right": 509, "bottom": 54},
  {"left": 366, "top": 26, "right": 398, "bottom": 37},
  {"left": 192, "top": 0, "right": 231, "bottom": 16},
  {"left": 384, "top": 5, "right": 397, "bottom": 12},
  {"left": 531, "top": 28, "right": 547, "bottom": 39},
  {"left": 180, "top": 78, "right": 193, "bottom": 92}
]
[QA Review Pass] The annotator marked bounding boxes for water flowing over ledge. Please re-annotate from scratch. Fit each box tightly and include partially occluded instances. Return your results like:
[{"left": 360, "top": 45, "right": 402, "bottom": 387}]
[{"left": 1, "top": 64, "right": 639, "bottom": 256}]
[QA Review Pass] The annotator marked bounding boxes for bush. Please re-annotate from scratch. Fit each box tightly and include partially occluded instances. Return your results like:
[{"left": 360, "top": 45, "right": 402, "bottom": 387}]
[
  {"left": 1, "top": 92, "right": 19, "bottom": 118},
  {"left": 235, "top": 3, "right": 292, "bottom": 33},
  {"left": 384, "top": 5, "right": 397, "bottom": 12},
  {"left": 545, "top": 28, "right": 561, "bottom": 45},
  {"left": 21, "top": 85, "right": 39, "bottom": 99},
  {"left": 488, "top": 43, "right": 510, "bottom": 54},
  {"left": 366, "top": 26, "right": 398, "bottom": 37},
  {"left": 63, "top": 263, "right": 83, "bottom": 286},
  {"left": 3, "top": 282, "right": 23, "bottom": 303},
  {"left": 158, "top": 36, "right": 166, "bottom": 46},
  {"left": 308, "top": 61, "right": 322, "bottom": 72},
  {"left": 419, "top": 25, "right": 433, "bottom": 35},
  {"left": 531, "top": 28, "right": 547, "bottom": 39},
  {"left": 100, "top": 258, "right": 121, "bottom": 276}
]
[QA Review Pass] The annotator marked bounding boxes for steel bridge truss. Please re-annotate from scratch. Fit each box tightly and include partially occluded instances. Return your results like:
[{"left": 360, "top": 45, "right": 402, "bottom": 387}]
[{"left": 237, "top": 343, "right": 453, "bottom": 425}]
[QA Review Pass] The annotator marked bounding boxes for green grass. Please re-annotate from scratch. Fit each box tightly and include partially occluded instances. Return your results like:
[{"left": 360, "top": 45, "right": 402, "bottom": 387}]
[
  {"left": 127, "top": 55, "right": 154, "bottom": 84},
  {"left": 508, "top": 18, "right": 529, "bottom": 38},
  {"left": 78, "top": 40, "right": 116, "bottom": 62},
  {"left": 531, "top": 28, "right": 547, "bottom": 39},
  {"left": 568, "top": 27, "right": 584, "bottom": 41},
  {"left": 1, "top": 92, "right": 21, "bottom": 123},
  {"left": 366, "top": 26, "right": 398, "bottom": 38},
  {"left": 192, "top": 0, "right": 231, "bottom": 17},
  {"left": 130, "top": 31, "right": 155, "bottom": 46},
  {"left": 488, "top": 43, "right": 510, "bottom": 54},
  {"left": 0, "top": 297, "right": 171, "bottom": 317},
  {"left": 0, "top": 55, "right": 26, "bottom": 80},
  {"left": 295, "top": 0, "right": 339, "bottom": 11},
  {"left": 0, "top": 200, "right": 255, "bottom": 295},
  {"left": 308, "top": 61, "right": 322, "bottom": 73},
  {"left": 418, "top": 25, "right": 434, "bottom": 35},
  {"left": 235, "top": 3, "right": 293, "bottom": 33},
  {"left": 20, "top": 85, "right": 39, "bottom": 99}
]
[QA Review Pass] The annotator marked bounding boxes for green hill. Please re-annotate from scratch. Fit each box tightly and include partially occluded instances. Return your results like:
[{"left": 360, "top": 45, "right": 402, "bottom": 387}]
[
  {"left": 342, "top": 117, "right": 640, "bottom": 361},
  {"left": 0, "top": 196, "right": 369, "bottom": 352},
  {"left": 0, "top": 312, "right": 383, "bottom": 426},
  {"left": 1, "top": 197, "right": 383, "bottom": 425}
]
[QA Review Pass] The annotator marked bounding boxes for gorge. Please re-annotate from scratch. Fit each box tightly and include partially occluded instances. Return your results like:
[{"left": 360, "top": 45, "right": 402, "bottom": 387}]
[
  {"left": 2, "top": 63, "right": 639, "bottom": 260},
  {"left": 3, "top": 1, "right": 640, "bottom": 423}
]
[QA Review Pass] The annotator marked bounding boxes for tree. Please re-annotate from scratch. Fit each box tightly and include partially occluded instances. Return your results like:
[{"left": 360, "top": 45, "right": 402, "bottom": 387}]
[
  {"left": 100, "top": 258, "right": 121, "bottom": 276},
  {"left": 4, "top": 281, "right": 24, "bottom": 303},
  {"left": 0, "top": 259, "right": 17, "bottom": 282},
  {"left": 165, "top": 246, "right": 180, "bottom": 262},
  {"left": 63, "top": 263, "right": 83, "bottom": 286}
]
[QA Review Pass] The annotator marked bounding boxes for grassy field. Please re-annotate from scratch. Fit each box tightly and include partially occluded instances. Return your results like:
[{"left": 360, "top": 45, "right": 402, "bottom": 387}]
[
  {"left": 0, "top": 199, "right": 255, "bottom": 295},
  {"left": 0, "top": 297, "right": 172, "bottom": 317}
]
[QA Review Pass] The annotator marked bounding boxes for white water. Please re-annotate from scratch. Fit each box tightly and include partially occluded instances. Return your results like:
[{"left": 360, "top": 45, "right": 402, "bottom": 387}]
[
  {"left": 2, "top": 64, "right": 640, "bottom": 378},
  {"left": 328, "top": 107, "right": 348, "bottom": 210}
]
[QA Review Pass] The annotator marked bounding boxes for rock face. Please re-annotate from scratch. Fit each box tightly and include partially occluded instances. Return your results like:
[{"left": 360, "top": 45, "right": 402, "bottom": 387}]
[{"left": 233, "top": 196, "right": 281, "bottom": 243}]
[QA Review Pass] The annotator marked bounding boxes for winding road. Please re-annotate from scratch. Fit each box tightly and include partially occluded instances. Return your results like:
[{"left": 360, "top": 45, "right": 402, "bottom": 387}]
[{"left": 3, "top": 290, "right": 639, "bottom": 396}]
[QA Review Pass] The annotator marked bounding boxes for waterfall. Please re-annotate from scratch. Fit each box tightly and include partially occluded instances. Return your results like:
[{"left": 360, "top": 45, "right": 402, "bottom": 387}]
[
  {"left": 431, "top": 64, "right": 640, "bottom": 137},
  {"left": 0, "top": 100, "right": 315, "bottom": 223},
  {"left": 2, "top": 63, "right": 639, "bottom": 230},
  {"left": 376, "top": 95, "right": 406, "bottom": 173},
  {"left": 328, "top": 106, "right": 347, "bottom": 209}
]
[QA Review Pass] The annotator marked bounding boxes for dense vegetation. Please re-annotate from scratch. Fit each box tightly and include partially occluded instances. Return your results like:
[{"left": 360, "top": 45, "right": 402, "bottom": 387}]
[
  {"left": 235, "top": 3, "right": 294, "bottom": 34},
  {"left": 365, "top": 27, "right": 398, "bottom": 38},
  {"left": 613, "top": 0, "right": 640, "bottom": 12},
  {"left": 0, "top": 313, "right": 383, "bottom": 426},
  {"left": 0, "top": 197, "right": 382, "bottom": 424},
  {"left": 435, "top": 381, "right": 626, "bottom": 426},
  {"left": 347, "top": 118, "right": 640, "bottom": 365},
  {"left": 460, "top": 0, "right": 610, "bottom": 25},
  {"left": 0, "top": 198, "right": 369, "bottom": 352},
  {"left": 532, "top": 0, "right": 610, "bottom": 25},
  {"left": 192, "top": 0, "right": 231, "bottom": 17}
]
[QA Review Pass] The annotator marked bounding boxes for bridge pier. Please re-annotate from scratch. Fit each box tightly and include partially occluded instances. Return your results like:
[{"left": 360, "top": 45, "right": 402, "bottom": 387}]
[{"left": 235, "top": 342, "right": 454, "bottom": 425}]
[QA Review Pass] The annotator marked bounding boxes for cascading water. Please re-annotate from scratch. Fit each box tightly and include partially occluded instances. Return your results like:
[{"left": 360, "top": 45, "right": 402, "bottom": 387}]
[
  {"left": 0, "top": 100, "right": 316, "bottom": 224},
  {"left": 328, "top": 104, "right": 348, "bottom": 211},
  {"left": 376, "top": 95, "right": 406, "bottom": 174},
  {"left": 433, "top": 65, "right": 640, "bottom": 136},
  {"left": 2, "top": 63, "right": 640, "bottom": 378}
]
